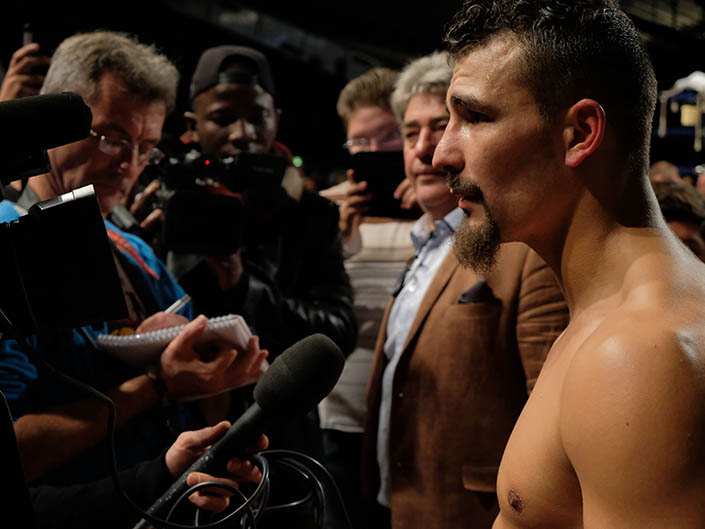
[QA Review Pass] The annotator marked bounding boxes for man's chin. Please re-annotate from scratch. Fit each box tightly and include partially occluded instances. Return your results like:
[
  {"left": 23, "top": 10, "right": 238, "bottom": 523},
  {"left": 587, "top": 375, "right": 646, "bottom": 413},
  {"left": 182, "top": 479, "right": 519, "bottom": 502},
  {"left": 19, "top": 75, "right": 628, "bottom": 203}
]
[{"left": 453, "top": 215, "right": 501, "bottom": 274}]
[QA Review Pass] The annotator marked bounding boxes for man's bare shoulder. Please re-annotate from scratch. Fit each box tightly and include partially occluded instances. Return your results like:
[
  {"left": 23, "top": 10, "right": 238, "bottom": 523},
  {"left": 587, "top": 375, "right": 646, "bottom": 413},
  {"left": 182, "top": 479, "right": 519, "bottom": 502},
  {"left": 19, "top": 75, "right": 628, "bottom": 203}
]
[{"left": 557, "top": 304, "right": 705, "bottom": 525}]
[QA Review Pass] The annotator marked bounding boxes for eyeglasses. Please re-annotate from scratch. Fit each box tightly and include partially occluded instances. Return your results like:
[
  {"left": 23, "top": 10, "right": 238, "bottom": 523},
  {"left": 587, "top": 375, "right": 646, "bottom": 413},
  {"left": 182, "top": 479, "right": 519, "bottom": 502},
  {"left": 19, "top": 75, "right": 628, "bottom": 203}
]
[
  {"left": 89, "top": 129, "right": 164, "bottom": 165},
  {"left": 343, "top": 127, "right": 402, "bottom": 152}
]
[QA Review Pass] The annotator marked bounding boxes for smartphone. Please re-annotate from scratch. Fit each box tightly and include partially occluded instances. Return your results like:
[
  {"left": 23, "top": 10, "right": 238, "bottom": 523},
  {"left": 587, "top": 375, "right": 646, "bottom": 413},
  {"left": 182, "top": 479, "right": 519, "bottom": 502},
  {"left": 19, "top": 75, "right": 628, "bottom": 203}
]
[
  {"left": 23, "top": 22, "right": 34, "bottom": 46},
  {"left": 349, "top": 150, "right": 419, "bottom": 219}
]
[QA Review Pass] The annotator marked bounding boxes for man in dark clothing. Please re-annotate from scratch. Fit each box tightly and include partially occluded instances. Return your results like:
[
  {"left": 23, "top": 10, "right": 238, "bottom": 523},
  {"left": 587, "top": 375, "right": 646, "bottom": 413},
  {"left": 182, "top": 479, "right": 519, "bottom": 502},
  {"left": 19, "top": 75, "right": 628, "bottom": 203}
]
[
  {"left": 166, "top": 45, "right": 356, "bottom": 459},
  {"left": 169, "top": 45, "right": 356, "bottom": 360}
]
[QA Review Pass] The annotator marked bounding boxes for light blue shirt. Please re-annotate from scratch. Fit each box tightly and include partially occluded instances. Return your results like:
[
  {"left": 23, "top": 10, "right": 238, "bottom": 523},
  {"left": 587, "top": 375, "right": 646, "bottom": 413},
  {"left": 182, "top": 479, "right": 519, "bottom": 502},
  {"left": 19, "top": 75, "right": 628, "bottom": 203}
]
[{"left": 376, "top": 207, "right": 464, "bottom": 506}]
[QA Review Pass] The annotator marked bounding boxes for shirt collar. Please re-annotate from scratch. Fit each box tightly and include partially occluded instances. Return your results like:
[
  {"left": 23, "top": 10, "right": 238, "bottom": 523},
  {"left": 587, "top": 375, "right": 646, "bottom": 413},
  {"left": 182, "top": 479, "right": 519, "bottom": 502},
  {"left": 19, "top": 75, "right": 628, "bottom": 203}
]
[{"left": 410, "top": 207, "right": 464, "bottom": 250}]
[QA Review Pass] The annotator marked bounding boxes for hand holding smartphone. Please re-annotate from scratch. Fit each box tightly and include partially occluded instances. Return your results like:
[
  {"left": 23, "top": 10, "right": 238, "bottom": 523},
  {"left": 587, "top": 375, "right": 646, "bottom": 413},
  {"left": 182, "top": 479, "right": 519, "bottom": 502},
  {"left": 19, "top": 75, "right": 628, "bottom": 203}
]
[
  {"left": 348, "top": 150, "right": 419, "bottom": 219},
  {"left": 0, "top": 23, "right": 51, "bottom": 102}
]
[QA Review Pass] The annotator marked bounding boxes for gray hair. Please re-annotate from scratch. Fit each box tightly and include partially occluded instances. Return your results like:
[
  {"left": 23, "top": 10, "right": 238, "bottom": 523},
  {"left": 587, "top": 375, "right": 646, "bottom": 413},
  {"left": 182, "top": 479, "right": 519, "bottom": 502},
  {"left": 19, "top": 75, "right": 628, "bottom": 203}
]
[
  {"left": 41, "top": 31, "right": 179, "bottom": 114},
  {"left": 391, "top": 51, "right": 454, "bottom": 122}
]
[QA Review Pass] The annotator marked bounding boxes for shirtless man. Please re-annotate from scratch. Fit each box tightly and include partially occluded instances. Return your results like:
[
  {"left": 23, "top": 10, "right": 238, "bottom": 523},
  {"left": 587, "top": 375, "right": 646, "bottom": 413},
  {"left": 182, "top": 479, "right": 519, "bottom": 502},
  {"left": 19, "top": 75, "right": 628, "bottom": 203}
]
[{"left": 433, "top": 1, "right": 705, "bottom": 527}]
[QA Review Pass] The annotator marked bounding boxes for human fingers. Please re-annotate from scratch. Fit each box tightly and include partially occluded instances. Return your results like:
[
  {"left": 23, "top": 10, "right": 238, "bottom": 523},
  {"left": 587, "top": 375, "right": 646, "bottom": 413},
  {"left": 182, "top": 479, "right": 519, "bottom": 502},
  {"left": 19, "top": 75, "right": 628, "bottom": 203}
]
[
  {"left": 139, "top": 208, "right": 163, "bottom": 231},
  {"left": 182, "top": 420, "right": 231, "bottom": 453},
  {"left": 185, "top": 473, "right": 239, "bottom": 514},
  {"left": 167, "top": 315, "right": 208, "bottom": 355},
  {"left": 137, "top": 311, "right": 188, "bottom": 333},
  {"left": 230, "top": 336, "right": 268, "bottom": 384},
  {"left": 400, "top": 187, "right": 418, "bottom": 210},
  {"left": 0, "top": 76, "right": 42, "bottom": 100},
  {"left": 130, "top": 179, "right": 161, "bottom": 218},
  {"left": 225, "top": 458, "right": 262, "bottom": 484},
  {"left": 8, "top": 43, "right": 41, "bottom": 65},
  {"left": 393, "top": 177, "right": 412, "bottom": 200},
  {"left": 11, "top": 53, "right": 51, "bottom": 75},
  {"left": 345, "top": 178, "right": 369, "bottom": 197},
  {"left": 165, "top": 421, "right": 231, "bottom": 476},
  {"left": 346, "top": 188, "right": 373, "bottom": 204}
]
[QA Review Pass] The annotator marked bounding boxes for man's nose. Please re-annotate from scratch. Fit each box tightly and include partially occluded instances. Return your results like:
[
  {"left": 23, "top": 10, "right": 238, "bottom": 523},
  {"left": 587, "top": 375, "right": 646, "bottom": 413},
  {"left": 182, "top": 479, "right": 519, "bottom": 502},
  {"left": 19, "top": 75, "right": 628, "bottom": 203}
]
[
  {"left": 228, "top": 119, "right": 256, "bottom": 144},
  {"left": 414, "top": 127, "right": 438, "bottom": 162},
  {"left": 118, "top": 148, "right": 142, "bottom": 171},
  {"left": 432, "top": 129, "right": 462, "bottom": 174}
]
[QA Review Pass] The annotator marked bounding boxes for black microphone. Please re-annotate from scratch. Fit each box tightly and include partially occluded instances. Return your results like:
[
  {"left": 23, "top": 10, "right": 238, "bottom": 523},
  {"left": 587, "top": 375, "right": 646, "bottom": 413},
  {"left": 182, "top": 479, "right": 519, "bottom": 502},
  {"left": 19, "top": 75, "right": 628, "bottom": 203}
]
[
  {"left": 0, "top": 92, "right": 92, "bottom": 183},
  {"left": 134, "top": 333, "right": 345, "bottom": 527},
  {"left": 0, "top": 92, "right": 92, "bottom": 154}
]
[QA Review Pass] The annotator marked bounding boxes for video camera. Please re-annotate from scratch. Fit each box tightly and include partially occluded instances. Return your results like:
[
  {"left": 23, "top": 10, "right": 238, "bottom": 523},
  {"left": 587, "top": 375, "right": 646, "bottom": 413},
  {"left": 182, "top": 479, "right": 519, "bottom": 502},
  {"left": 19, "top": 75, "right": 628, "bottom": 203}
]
[
  {"left": 111, "top": 149, "right": 288, "bottom": 256},
  {"left": 0, "top": 186, "right": 128, "bottom": 336}
]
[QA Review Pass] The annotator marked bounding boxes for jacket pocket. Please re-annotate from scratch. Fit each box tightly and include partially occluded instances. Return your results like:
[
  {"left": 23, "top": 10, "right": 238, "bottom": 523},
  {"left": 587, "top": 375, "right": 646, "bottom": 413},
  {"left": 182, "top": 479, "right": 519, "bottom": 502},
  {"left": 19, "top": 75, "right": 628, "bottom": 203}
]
[{"left": 462, "top": 464, "right": 499, "bottom": 493}]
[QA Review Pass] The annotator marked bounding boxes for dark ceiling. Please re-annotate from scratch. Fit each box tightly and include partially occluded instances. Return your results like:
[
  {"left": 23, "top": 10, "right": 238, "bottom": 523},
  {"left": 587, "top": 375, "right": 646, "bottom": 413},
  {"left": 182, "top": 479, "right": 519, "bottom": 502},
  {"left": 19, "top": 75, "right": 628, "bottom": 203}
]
[{"left": 3, "top": 1, "right": 705, "bottom": 180}]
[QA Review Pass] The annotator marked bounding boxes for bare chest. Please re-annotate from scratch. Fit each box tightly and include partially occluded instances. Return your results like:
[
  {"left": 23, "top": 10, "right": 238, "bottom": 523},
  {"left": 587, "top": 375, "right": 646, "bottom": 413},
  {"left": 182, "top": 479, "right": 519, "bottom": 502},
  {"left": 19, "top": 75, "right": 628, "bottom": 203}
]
[{"left": 494, "top": 341, "right": 583, "bottom": 529}]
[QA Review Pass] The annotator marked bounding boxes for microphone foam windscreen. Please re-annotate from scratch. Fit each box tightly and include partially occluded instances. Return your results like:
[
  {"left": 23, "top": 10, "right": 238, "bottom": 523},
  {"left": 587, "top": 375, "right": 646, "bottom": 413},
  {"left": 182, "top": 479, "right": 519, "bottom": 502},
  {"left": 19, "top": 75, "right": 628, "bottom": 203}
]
[
  {"left": 253, "top": 333, "right": 345, "bottom": 415},
  {"left": 0, "top": 92, "right": 92, "bottom": 155}
]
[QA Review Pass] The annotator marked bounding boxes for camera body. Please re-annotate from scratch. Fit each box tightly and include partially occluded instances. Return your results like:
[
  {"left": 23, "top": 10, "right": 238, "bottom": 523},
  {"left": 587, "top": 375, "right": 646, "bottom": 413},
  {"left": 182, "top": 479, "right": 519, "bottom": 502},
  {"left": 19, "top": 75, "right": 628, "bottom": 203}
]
[
  {"left": 0, "top": 186, "right": 127, "bottom": 336},
  {"left": 123, "top": 149, "right": 288, "bottom": 256}
]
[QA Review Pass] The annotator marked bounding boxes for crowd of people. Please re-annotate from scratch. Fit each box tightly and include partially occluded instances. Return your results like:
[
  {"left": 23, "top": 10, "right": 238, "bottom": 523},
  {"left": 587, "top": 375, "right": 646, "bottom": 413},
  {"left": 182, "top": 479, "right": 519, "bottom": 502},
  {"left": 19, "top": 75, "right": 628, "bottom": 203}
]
[{"left": 2, "top": 1, "right": 705, "bottom": 528}]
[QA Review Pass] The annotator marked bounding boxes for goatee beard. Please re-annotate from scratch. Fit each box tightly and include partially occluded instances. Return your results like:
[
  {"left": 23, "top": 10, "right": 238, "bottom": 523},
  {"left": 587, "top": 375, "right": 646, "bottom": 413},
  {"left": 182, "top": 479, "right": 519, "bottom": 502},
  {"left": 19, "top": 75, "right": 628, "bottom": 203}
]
[{"left": 453, "top": 208, "right": 501, "bottom": 274}]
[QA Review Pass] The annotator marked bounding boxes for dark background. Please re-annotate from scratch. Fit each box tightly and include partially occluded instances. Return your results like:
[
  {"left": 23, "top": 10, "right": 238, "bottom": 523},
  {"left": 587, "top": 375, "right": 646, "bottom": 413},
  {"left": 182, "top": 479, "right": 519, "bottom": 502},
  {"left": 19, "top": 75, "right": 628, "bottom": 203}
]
[{"left": 2, "top": 1, "right": 705, "bottom": 186}]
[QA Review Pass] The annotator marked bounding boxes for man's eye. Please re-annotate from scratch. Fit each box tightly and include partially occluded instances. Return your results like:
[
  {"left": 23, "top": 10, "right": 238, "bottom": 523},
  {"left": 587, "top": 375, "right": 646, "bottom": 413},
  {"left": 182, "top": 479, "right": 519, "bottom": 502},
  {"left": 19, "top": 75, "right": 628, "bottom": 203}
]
[
  {"left": 467, "top": 111, "right": 488, "bottom": 124},
  {"left": 211, "top": 116, "right": 233, "bottom": 127},
  {"left": 249, "top": 113, "right": 265, "bottom": 126}
]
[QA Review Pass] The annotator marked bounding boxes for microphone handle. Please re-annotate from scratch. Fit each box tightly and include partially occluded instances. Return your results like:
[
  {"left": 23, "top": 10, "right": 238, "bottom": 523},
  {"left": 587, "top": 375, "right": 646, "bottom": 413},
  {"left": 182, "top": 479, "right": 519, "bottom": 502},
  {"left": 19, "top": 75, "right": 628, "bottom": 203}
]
[{"left": 133, "top": 403, "right": 266, "bottom": 528}]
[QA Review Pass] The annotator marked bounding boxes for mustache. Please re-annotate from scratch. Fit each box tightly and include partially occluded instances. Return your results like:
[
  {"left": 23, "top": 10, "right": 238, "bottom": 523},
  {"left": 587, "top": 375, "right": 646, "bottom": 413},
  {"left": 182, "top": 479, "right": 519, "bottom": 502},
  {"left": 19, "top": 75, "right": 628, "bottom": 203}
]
[{"left": 447, "top": 173, "right": 484, "bottom": 203}]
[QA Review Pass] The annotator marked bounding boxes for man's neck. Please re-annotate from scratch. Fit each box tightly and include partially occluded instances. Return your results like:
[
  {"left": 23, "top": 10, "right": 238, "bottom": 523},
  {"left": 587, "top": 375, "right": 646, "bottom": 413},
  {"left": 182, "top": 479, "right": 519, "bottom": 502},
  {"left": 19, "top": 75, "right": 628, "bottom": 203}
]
[
  {"left": 27, "top": 173, "right": 60, "bottom": 202},
  {"left": 552, "top": 181, "right": 668, "bottom": 319},
  {"left": 425, "top": 204, "right": 456, "bottom": 230}
]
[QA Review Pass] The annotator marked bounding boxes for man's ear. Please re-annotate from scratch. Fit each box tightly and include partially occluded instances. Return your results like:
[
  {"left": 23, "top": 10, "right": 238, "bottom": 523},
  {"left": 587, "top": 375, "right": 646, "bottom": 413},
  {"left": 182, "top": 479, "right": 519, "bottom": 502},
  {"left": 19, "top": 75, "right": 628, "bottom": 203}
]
[
  {"left": 183, "top": 110, "right": 199, "bottom": 143},
  {"left": 562, "top": 99, "right": 605, "bottom": 168}
]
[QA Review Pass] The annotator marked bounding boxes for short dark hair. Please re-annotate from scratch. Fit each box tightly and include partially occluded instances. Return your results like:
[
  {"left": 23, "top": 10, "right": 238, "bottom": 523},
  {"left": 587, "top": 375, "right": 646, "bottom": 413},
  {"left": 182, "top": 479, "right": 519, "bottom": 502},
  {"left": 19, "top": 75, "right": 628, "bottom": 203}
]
[
  {"left": 336, "top": 68, "right": 398, "bottom": 129},
  {"left": 443, "top": 0, "right": 658, "bottom": 176},
  {"left": 653, "top": 180, "right": 705, "bottom": 227}
]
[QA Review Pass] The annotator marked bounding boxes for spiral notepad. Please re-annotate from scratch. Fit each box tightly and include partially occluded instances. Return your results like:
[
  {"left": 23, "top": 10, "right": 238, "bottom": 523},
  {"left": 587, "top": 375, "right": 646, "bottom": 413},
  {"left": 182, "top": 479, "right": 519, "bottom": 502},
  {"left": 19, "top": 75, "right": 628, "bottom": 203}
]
[{"left": 97, "top": 314, "right": 253, "bottom": 368}]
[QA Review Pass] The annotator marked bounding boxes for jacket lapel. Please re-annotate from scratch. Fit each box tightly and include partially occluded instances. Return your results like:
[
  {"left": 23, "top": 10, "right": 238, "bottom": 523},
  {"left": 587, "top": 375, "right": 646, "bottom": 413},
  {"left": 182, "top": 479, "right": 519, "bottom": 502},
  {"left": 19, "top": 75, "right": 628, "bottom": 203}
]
[{"left": 400, "top": 251, "right": 461, "bottom": 353}]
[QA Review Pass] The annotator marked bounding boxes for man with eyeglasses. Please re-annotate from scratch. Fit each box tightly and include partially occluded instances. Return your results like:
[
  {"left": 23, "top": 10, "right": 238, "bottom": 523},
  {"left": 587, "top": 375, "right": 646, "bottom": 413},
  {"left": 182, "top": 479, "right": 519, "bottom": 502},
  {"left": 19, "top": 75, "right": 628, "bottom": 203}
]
[
  {"left": 321, "top": 68, "right": 418, "bottom": 254},
  {"left": 0, "top": 31, "right": 267, "bottom": 488},
  {"left": 359, "top": 51, "right": 568, "bottom": 529},
  {"left": 316, "top": 66, "right": 418, "bottom": 528}
]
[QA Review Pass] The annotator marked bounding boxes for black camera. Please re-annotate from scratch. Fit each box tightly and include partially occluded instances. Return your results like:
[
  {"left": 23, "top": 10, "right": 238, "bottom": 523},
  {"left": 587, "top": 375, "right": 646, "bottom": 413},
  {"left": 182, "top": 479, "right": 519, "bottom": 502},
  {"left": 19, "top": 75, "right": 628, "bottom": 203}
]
[
  {"left": 117, "top": 149, "right": 288, "bottom": 256},
  {"left": 0, "top": 93, "right": 126, "bottom": 337},
  {"left": 0, "top": 185, "right": 127, "bottom": 337}
]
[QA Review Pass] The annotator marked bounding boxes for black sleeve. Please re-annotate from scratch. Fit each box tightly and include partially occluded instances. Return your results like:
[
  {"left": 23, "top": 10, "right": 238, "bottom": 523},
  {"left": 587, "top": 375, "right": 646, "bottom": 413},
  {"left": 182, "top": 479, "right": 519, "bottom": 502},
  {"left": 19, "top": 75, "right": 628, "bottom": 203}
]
[
  {"left": 29, "top": 455, "right": 173, "bottom": 529},
  {"left": 178, "top": 192, "right": 357, "bottom": 357}
]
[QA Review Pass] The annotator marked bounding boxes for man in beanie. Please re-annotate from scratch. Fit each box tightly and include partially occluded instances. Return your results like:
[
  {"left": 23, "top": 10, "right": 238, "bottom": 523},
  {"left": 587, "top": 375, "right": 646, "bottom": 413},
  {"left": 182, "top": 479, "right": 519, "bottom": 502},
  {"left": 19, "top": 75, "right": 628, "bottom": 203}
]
[{"left": 167, "top": 45, "right": 356, "bottom": 458}]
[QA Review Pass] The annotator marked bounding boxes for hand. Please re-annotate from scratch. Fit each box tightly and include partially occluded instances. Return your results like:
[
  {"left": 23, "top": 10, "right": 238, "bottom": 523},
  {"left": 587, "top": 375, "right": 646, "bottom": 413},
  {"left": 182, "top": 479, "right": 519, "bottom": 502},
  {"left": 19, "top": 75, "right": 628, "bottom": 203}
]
[
  {"left": 0, "top": 43, "right": 51, "bottom": 101},
  {"left": 137, "top": 311, "right": 188, "bottom": 333},
  {"left": 204, "top": 251, "right": 244, "bottom": 292},
  {"left": 165, "top": 421, "right": 268, "bottom": 514},
  {"left": 339, "top": 170, "right": 371, "bottom": 242},
  {"left": 393, "top": 177, "right": 418, "bottom": 210},
  {"left": 159, "top": 316, "right": 268, "bottom": 400},
  {"left": 129, "top": 179, "right": 163, "bottom": 227}
]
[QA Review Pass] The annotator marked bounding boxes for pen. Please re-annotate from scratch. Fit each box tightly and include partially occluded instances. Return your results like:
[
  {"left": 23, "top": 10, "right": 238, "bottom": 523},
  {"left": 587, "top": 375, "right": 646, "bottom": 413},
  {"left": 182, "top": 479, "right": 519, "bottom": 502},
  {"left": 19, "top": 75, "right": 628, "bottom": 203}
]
[{"left": 164, "top": 294, "right": 191, "bottom": 314}]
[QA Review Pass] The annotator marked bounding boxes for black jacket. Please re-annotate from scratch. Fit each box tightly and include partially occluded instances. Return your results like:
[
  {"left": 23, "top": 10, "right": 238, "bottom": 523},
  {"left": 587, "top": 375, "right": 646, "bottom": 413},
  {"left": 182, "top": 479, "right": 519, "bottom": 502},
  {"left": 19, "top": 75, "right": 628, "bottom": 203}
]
[{"left": 171, "top": 187, "right": 357, "bottom": 359}]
